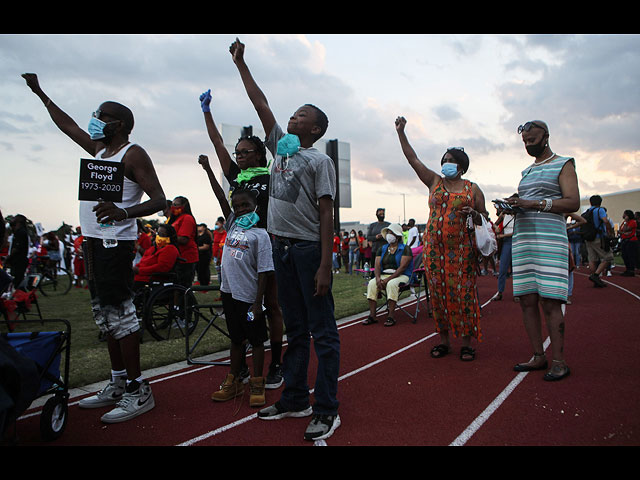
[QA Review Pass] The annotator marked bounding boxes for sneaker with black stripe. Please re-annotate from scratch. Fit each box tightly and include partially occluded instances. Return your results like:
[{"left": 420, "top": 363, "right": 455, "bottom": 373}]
[
  {"left": 78, "top": 377, "right": 126, "bottom": 409},
  {"left": 265, "top": 363, "right": 283, "bottom": 389},
  {"left": 304, "top": 413, "right": 341, "bottom": 441},
  {"left": 100, "top": 379, "right": 155, "bottom": 424}
]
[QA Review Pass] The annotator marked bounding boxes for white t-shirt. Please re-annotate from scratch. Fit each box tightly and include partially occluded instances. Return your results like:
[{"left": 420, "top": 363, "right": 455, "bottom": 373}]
[
  {"left": 220, "top": 213, "right": 275, "bottom": 304},
  {"left": 407, "top": 226, "right": 419, "bottom": 247},
  {"left": 502, "top": 214, "right": 515, "bottom": 236}
]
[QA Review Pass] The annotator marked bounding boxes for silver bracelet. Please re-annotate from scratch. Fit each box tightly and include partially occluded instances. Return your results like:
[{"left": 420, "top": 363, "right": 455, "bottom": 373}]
[
  {"left": 121, "top": 207, "right": 129, "bottom": 219},
  {"left": 543, "top": 199, "right": 552, "bottom": 212}
]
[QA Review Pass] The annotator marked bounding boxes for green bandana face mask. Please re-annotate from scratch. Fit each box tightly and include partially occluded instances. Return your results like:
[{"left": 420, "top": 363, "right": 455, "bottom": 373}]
[{"left": 235, "top": 166, "right": 270, "bottom": 184}]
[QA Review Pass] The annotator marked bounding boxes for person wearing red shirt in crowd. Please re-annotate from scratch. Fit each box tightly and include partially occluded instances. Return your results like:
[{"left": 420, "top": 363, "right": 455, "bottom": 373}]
[
  {"left": 133, "top": 224, "right": 179, "bottom": 287},
  {"left": 168, "top": 196, "right": 198, "bottom": 288},
  {"left": 212, "top": 216, "right": 227, "bottom": 281},
  {"left": 358, "top": 230, "right": 366, "bottom": 269},
  {"left": 134, "top": 220, "right": 153, "bottom": 265},
  {"left": 73, "top": 227, "right": 86, "bottom": 288},
  {"left": 332, "top": 231, "right": 340, "bottom": 274},
  {"left": 340, "top": 232, "right": 349, "bottom": 273},
  {"left": 620, "top": 209, "right": 638, "bottom": 277}
]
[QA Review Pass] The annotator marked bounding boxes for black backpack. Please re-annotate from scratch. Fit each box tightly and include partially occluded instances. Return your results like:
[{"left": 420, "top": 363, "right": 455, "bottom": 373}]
[{"left": 580, "top": 207, "right": 601, "bottom": 241}]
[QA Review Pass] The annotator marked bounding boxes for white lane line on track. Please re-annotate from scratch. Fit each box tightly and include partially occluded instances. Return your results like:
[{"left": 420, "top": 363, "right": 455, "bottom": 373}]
[
  {"left": 449, "top": 338, "right": 551, "bottom": 446},
  {"left": 452, "top": 276, "right": 639, "bottom": 446},
  {"left": 177, "top": 327, "right": 438, "bottom": 446}
]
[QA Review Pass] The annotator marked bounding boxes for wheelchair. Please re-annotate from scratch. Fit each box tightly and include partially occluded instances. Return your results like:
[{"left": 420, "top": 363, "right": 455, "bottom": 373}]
[{"left": 132, "top": 271, "right": 199, "bottom": 342}]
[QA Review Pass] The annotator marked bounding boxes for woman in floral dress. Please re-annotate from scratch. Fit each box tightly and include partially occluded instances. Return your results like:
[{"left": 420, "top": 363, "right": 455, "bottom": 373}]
[{"left": 395, "top": 117, "right": 487, "bottom": 361}]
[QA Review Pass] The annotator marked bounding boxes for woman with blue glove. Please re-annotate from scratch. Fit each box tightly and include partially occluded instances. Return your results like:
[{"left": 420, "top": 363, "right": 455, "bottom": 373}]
[{"left": 198, "top": 89, "right": 285, "bottom": 390}]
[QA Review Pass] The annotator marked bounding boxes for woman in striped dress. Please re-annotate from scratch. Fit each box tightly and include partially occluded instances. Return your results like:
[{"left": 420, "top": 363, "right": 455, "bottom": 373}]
[{"left": 506, "top": 121, "right": 580, "bottom": 381}]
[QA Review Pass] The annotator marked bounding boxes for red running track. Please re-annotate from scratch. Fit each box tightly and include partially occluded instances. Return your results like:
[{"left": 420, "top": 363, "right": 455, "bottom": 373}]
[{"left": 13, "top": 269, "right": 640, "bottom": 446}]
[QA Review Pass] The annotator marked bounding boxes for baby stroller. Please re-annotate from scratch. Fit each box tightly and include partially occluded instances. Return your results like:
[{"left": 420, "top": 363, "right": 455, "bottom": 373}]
[{"left": 1, "top": 318, "right": 71, "bottom": 442}]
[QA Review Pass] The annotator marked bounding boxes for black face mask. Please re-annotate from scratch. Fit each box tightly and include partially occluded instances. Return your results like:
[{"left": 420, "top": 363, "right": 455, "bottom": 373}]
[
  {"left": 377, "top": 215, "right": 385, "bottom": 221},
  {"left": 526, "top": 135, "right": 548, "bottom": 157}
]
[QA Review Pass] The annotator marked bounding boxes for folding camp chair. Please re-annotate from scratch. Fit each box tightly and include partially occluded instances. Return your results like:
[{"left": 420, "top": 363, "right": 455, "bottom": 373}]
[{"left": 395, "top": 267, "right": 430, "bottom": 323}]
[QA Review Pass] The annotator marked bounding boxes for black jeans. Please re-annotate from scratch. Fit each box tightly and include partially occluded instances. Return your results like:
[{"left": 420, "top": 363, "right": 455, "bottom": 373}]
[
  {"left": 197, "top": 254, "right": 211, "bottom": 286},
  {"left": 621, "top": 239, "right": 637, "bottom": 271}
]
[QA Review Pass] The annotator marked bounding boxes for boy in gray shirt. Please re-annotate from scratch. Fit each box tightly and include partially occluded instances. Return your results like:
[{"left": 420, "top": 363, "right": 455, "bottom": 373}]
[{"left": 231, "top": 37, "right": 341, "bottom": 441}]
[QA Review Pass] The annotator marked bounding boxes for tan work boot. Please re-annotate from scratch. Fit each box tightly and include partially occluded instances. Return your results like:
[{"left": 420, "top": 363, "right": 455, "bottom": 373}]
[
  {"left": 249, "top": 376, "right": 266, "bottom": 407},
  {"left": 211, "top": 373, "right": 244, "bottom": 402}
]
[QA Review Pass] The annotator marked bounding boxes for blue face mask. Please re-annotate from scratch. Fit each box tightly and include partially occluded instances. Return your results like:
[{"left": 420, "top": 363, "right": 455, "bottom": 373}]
[
  {"left": 88, "top": 117, "right": 108, "bottom": 140},
  {"left": 235, "top": 210, "right": 259, "bottom": 230},
  {"left": 441, "top": 162, "right": 459, "bottom": 178},
  {"left": 277, "top": 134, "right": 301, "bottom": 157}
]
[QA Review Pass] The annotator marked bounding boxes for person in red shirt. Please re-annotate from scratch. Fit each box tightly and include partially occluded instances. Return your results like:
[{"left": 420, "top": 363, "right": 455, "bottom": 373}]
[
  {"left": 332, "top": 232, "right": 340, "bottom": 274},
  {"left": 212, "top": 216, "right": 227, "bottom": 281},
  {"left": 133, "top": 224, "right": 179, "bottom": 287},
  {"left": 358, "top": 230, "right": 366, "bottom": 269},
  {"left": 168, "top": 196, "right": 198, "bottom": 288},
  {"left": 620, "top": 209, "right": 637, "bottom": 277},
  {"left": 73, "top": 227, "right": 86, "bottom": 288},
  {"left": 134, "top": 220, "right": 153, "bottom": 266},
  {"left": 136, "top": 221, "right": 153, "bottom": 253}
]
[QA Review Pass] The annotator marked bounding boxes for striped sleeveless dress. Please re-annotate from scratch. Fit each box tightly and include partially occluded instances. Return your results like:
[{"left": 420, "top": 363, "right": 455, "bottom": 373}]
[{"left": 512, "top": 156, "right": 574, "bottom": 302}]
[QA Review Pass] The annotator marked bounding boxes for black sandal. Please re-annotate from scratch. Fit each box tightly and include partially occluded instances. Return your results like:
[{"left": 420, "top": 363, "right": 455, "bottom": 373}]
[
  {"left": 430, "top": 344, "right": 450, "bottom": 358},
  {"left": 460, "top": 346, "right": 476, "bottom": 361},
  {"left": 384, "top": 317, "right": 396, "bottom": 327},
  {"left": 362, "top": 316, "right": 377, "bottom": 325},
  {"left": 513, "top": 353, "right": 547, "bottom": 372},
  {"left": 543, "top": 361, "right": 571, "bottom": 381}
]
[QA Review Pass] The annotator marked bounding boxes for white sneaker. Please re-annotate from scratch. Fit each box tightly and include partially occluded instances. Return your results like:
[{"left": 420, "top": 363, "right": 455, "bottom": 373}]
[
  {"left": 101, "top": 380, "right": 155, "bottom": 423},
  {"left": 78, "top": 377, "right": 126, "bottom": 409}
]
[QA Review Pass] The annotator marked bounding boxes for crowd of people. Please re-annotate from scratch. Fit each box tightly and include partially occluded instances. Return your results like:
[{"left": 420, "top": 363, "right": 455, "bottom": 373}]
[{"left": 2, "top": 38, "right": 637, "bottom": 443}]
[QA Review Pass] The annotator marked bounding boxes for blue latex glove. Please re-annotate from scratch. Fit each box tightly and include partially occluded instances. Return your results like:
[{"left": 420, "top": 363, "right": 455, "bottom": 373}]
[{"left": 199, "top": 89, "right": 212, "bottom": 113}]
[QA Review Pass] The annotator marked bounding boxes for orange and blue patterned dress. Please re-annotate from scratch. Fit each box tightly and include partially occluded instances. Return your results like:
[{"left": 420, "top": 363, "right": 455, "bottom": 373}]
[{"left": 423, "top": 179, "right": 482, "bottom": 340}]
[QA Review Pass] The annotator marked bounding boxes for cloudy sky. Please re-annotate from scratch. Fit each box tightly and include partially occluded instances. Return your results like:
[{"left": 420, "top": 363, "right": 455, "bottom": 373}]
[{"left": 1, "top": 33, "right": 639, "bottom": 232}]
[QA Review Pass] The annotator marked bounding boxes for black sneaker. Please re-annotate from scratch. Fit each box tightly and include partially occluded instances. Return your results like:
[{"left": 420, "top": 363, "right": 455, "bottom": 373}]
[
  {"left": 265, "top": 363, "right": 283, "bottom": 389},
  {"left": 304, "top": 413, "right": 341, "bottom": 441},
  {"left": 589, "top": 273, "right": 606, "bottom": 287},
  {"left": 257, "top": 401, "right": 312, "bottom": 420},
  {"left": 238, "top": 365, "right": 250, "bottom": 384}
]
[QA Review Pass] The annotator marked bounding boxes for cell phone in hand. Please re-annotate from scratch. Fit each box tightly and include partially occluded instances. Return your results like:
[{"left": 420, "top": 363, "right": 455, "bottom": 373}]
[{"left": 492, "top": 199, "right": 524, "bottom": 214}]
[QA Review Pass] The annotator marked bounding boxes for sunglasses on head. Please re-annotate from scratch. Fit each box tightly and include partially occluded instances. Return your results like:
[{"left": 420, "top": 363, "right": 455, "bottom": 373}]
[
  {"left": 517, "top": 122, "right": 548, "bottom": 134},
  {"left": 447, "top": 147, "right": 464, "bottom": 152}
]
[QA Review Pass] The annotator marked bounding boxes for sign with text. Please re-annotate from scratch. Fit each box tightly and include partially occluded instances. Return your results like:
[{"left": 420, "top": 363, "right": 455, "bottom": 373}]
[{"left": 78, "top": 158, "right": 125, "bottom": 202}]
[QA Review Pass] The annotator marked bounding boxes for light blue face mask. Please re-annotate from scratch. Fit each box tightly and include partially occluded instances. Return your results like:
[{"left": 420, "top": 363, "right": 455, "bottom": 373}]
[
  {"left": 441, "top": 162, "right": 459, "bottom": 178},
  {"left": 277, "top": 134, "right": 301, "bottom": 157},
  {"left": 235, "top": 210, "right": 260, "bottom": 230},
  {"left": 88, "top": 117, "right": 108, "bottom": 140}
]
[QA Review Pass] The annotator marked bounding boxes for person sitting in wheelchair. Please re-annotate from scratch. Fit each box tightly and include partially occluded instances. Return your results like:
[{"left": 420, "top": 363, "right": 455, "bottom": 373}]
[
  {"left": 362, "top": 223, "right": 414, "bottom": 327},
  {"left": 132, "top": 224, "right": 179, "bottom": 290}
]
